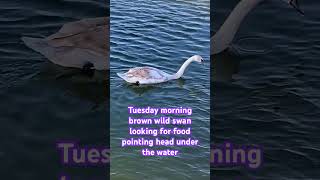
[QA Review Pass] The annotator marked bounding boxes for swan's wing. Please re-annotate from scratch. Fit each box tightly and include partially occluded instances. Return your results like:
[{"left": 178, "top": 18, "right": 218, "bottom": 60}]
[
  {"left": 117, "top": 67, "right": 168, "bottom": 84},
  {"left": 21, "top": 17, "right": 109, "bottom": 70},
  {"left": 22, "top": 37, "right": 49, "bottom": 55},
  {"left": 47, "top": 17, "right": 109, "bottom": 40},
  {"left": 21, "top": 37, "right": 108, "bottom": 70},
  {"left": 46, "top": 17, "right": 109, "bottom": 56}
]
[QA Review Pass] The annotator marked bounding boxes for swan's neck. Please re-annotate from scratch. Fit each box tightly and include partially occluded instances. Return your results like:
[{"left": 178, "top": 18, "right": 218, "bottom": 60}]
[
  {"left": 170, "top": 57, "right": 195, "bottom": 79},
  {"left": 211, "top": 0, "right": 265, "bottom": 54}
]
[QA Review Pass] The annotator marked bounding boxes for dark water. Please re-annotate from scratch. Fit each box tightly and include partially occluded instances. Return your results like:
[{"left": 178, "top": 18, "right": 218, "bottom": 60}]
[
  {"left": 211, "top": 0, "right": 320, "bottom": 179},
  {"left": 0, "top": 0, "right": 108, "bottom": 179},
  {"left": 110, "top": 0, "right": 210, "bottom": 179}
]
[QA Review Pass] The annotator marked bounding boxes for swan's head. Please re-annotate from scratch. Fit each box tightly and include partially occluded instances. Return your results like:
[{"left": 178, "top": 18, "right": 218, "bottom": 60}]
[
  {"left": 282, "top": 0, "right": 304, "bottom": 15},
  {"left": 191, "top": 55, "right": 204, "bottom": 63}
]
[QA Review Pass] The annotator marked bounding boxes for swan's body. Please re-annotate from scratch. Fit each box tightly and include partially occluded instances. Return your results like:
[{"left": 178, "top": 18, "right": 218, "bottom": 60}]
[
  {"left": 22, "top": 17, "right": 109, "bottom": 70},
  {"left": 117, "top": 67, "right": 171, "bottom": 84},
  {"left": 211, "top": 0, "right": 303, "bottom": 55},
  {"left": 117, "top": 55, "right": 203, "bottom": 85}
]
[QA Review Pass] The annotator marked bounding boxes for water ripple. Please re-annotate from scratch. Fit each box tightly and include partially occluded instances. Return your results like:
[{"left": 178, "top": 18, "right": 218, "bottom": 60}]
[{"left": 111, "top": 0, "right": 210, "bottom": 178}]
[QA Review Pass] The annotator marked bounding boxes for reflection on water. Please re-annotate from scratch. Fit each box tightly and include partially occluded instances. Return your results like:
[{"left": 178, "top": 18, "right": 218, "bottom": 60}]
[
  {"left": 122, "top": 78, "right": 186, "bottom": 96},
  {"left": 212, "top": 50, "right": 240, "bottom": 82},
  {"left": 37, "top": 63, "right": 109, "bottom": 105},
  {"left": 212, "top": 36, "right": 273, "bottom": 82}
]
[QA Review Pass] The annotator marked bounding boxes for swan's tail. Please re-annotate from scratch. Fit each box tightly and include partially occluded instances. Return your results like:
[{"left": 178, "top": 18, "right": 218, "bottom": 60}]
[
  {"left": 22, "top": 37, "right": 46, "bottom": 52},
  {"left": 21, "top": 37, "right": 55, "bottom": 59},
  {"left": 116, "top": 72, "right": 126, "bottom": 80},
  {"left": 22, "top": 37, "right": 63, "bottom": 67}
]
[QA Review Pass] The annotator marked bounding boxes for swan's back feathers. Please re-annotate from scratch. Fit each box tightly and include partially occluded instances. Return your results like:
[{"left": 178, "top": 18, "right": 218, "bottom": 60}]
[
  {"left": 21, "top": 17, "right": 109, "bottom": 70},
  {"left": 47, "top": 17, "right": 109, "bottom": 40},
  {"left": 22, "top": 37, "right": 108, "bottom": 70},
  {"left": 117, "top": 67, "right": 170, "bottom": 84},
  {"left": 46, "top": 17, "right": 109, "bottom": 56}
]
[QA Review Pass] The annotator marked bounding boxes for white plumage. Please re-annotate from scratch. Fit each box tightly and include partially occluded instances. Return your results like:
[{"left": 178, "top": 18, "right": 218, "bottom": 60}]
[{"left": 117, "top": 55, "right": 204, "bottom": 85}]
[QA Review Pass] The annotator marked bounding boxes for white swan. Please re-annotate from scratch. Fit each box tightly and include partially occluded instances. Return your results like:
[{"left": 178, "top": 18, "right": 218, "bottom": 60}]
[
  {"left": 22, "top": 17, "right": 109, "bottom": 71},
  {"left": 117, "top": 55, "right": 204, "bottom": 85},
  {"left": 211, "top": 0, "right": 304, "bottom": 55}
]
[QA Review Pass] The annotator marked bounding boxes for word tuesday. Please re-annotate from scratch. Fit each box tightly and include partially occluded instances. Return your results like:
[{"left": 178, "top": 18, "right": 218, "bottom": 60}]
[
  {"left": 128, "top": 106, "right": 193, "bottom": 116},
  {"left": 128, "top": 106, "right": 159, "bottom": 115}
]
